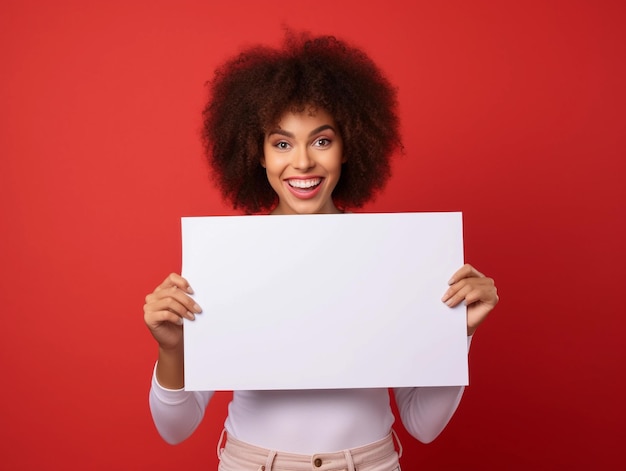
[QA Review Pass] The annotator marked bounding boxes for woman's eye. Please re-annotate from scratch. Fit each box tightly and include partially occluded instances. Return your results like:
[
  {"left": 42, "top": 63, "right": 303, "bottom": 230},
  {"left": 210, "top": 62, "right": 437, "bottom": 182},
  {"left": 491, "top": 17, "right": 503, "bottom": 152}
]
[
  {"left": 275, "top": 141, "right": 290, "bottom": 150},
  {"left": 314, "top": 138, "right": 331, "bottom": 147}
]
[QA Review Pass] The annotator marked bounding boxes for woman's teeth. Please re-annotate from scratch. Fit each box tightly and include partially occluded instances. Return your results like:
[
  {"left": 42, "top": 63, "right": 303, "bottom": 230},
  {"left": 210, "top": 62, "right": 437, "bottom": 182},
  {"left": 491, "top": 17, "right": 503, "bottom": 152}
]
[{"left": 288, "top": 178, "right": 321, "bottom": 189}]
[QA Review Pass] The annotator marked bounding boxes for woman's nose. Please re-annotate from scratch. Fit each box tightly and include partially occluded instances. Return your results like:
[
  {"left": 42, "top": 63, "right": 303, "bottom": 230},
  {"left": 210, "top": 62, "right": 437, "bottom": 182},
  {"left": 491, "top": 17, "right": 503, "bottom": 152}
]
[{"left": 291, "top": 146, "right": 314, "bottom": 170}]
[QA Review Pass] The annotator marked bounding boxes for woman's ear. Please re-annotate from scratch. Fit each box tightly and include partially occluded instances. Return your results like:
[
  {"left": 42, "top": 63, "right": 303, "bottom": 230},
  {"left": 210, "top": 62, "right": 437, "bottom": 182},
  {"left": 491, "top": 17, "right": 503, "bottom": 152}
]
[
  {"left": 341, "top": 153, "right": 348, "bottom": 164},
  {"left": 260, "top": 155, "right": 266, "bottom": 168}
]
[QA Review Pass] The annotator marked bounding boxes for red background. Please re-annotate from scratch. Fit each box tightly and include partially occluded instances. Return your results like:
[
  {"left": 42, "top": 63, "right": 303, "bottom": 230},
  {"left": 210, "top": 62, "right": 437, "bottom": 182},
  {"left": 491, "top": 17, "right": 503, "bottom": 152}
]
[{"left": 1, "top": 1, "right": 624, "bottom": 469}]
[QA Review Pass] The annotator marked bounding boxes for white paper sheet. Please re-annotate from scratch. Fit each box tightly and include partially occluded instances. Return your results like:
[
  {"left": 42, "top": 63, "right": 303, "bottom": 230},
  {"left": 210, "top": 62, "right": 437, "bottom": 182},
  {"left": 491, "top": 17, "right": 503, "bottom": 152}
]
[{"left": 182, "top": 212, "right": 467, "bottom": 391}]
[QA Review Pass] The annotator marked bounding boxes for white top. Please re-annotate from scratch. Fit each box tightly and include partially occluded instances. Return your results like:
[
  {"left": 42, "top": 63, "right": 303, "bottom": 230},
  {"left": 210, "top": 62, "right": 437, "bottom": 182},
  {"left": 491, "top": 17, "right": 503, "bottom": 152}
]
[{"left": 149, "top": 338, "right": 471, "bottom": 454}]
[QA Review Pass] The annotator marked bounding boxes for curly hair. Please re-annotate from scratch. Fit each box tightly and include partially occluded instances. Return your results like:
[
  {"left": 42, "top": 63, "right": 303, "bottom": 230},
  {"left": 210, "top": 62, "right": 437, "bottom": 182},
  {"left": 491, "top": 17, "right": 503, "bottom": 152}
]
[{"left": 202, "top": 31, "right": 402, "bottom": 214}]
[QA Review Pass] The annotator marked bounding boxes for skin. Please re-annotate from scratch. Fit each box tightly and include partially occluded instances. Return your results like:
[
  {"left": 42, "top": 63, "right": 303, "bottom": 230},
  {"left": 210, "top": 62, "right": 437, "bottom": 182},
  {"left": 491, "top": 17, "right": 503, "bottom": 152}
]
[
  {"left": 143, "top": 108, "right": 499, "bottom": 389},
  {"left": 261, "top": 108, "right": 346, "bottom": 215}
]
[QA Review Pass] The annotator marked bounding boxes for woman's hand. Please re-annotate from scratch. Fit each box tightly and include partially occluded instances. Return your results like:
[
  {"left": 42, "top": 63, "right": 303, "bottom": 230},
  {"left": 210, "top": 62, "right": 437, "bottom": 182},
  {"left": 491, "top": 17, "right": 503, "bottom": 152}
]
[
  {"left": 441, "top": 264, "right": 498, "bottom": 336},
  {"left": 143, "top": 273, "right": 202, "bottom": 351}
]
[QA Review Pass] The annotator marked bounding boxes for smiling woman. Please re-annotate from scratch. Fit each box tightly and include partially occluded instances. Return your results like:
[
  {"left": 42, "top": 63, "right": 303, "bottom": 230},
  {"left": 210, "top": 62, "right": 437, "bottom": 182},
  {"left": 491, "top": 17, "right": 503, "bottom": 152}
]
[
  {"left": 262, "top": 108, "right": 346, "bottom": 215},
  {"left": 202, "top": 32, "right": 402, "bottom": 215},
  {"left": 142, "top": 30, "right": 498, "bottom": 471}
]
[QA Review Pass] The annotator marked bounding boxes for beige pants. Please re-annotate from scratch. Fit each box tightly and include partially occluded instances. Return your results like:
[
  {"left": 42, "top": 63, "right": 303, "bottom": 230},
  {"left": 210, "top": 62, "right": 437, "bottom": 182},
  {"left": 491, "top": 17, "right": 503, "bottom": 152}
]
[{"left": 217, "top": 431, "right": 402, "bottom": 471}]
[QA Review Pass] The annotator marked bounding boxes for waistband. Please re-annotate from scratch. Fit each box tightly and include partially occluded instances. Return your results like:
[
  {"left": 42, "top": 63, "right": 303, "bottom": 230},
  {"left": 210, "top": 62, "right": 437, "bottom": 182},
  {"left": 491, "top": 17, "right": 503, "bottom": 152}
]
[{"left": 218, "top": 430, "right": 402, "bottom": 471}]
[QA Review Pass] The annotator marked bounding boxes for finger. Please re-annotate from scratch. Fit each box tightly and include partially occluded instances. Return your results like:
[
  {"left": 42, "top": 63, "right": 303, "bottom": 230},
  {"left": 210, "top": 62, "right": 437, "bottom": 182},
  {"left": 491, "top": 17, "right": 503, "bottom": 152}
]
[
  {"left": 144, "top": 308, "right": 185, "bottom": 327},
  {"left": 448, "top": 263, "right": 484, "bottom": 285},
  {"left": 146, "top": 285, "right": 202, "bottom": 314},
  {"left": 442, "top": 277, "right": 472, "bottom": 303},
  {"left": 155, "top": 273, "right": 194, "bottom": 294},
  {"left": 464, "top": 286, "right": 491, "bottom": 306},
  {"left": 442, "top": 277, "right": 496, "bottom": 306},
  {"left": 442, "top": 282, "right": 474, "bottom": 307},
  {"left": 145, "top": 295, "right": 199, "bottom": 320}
]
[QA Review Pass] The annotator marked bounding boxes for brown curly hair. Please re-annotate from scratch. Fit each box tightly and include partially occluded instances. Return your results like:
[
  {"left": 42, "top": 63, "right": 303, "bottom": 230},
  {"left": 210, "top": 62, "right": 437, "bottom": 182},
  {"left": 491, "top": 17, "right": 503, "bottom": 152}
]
[{"left": 202, "top": 31, "right": 402, "bottom": 214}]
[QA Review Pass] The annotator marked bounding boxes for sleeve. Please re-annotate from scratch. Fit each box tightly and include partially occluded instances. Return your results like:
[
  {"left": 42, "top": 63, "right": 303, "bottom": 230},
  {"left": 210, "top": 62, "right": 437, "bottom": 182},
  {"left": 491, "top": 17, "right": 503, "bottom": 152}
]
[
  {"left": 392, "top": 336, "right": 472, "bottom": 444},
  {"left": 148, "top": 362, "right": 215, "bottom": 445}
]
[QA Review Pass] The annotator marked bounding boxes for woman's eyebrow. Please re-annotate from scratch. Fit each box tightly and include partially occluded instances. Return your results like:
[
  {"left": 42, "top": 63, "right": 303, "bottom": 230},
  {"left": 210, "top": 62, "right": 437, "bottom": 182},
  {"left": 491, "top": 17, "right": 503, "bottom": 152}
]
[
  {"left": 267, "top": 129, "right": 294, "bottom": 138},
  {"left": 308, "top": 124, "right": 336, "bottom": 137},
  {"left": 267, "top": 124, "right": 336, "bottom": 138}
]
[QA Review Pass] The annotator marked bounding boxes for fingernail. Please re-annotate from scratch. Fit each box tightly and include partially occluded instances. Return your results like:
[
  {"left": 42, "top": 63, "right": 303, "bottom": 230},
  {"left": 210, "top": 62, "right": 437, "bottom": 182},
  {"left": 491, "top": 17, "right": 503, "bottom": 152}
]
[
  {"left": 187, "top": 286, "right": 194, "bottom": 294},
  {"left": 193, "top": 303, "right": 202, "bottom": 313},
  {"left": 177, "top": 317, "right": 184, "bottom": 325},
  {"left": 187, "top": 311, "right": 196, "bottom": 321}
]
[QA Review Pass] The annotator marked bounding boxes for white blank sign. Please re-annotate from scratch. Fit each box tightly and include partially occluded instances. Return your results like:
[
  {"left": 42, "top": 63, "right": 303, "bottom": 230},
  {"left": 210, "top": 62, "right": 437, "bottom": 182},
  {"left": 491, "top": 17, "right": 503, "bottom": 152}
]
[{"left": 182, "top": 212, "right": 467, "bottom": 391}]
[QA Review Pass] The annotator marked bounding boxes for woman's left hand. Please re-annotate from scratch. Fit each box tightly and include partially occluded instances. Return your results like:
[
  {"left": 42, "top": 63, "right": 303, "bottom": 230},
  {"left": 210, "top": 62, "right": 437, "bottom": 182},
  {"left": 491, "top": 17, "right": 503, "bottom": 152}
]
[{"left": 441, "top": 264, "right": 499, "bottom": 336}]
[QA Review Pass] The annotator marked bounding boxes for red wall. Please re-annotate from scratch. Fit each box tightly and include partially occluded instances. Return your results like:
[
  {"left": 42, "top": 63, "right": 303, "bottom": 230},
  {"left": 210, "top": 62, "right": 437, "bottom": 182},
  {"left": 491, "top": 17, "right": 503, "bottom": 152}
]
[{"left": 1, "top": 1, "right": 624, "bottom": 469}]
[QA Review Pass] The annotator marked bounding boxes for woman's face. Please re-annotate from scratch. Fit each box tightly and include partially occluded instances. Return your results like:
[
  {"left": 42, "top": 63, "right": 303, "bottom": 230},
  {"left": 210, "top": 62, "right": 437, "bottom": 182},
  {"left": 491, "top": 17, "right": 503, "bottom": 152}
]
[{"left": 262, "top": 107, "right": 345, "bottom": 215}]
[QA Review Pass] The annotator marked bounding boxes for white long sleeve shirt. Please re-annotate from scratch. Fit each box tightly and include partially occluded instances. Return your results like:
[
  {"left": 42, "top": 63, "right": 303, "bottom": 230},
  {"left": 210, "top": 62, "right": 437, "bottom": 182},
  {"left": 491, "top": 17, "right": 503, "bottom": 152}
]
[{"left": 149, "top": 337, "right": 471, "bottom": 454}]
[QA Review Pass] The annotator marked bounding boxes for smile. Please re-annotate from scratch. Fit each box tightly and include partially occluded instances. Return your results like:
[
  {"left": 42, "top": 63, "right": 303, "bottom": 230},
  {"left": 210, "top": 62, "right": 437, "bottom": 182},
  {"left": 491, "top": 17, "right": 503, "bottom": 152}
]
[
  {"left": 287, "top": 178, "right": 322, "bottom": 189},
  {"left": 285, "top": 177, "right": 324, "bottom": 200}
]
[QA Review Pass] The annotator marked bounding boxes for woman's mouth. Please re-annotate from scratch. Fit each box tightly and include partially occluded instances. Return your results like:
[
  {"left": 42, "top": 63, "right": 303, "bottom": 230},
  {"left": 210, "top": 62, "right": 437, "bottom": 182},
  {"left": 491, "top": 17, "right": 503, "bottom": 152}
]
[
  {"left": 288, "top": 178, "right": 321, "bottom": 189},
  {"left": 285, "top": 178, "right": 323, "bottom": 199}
]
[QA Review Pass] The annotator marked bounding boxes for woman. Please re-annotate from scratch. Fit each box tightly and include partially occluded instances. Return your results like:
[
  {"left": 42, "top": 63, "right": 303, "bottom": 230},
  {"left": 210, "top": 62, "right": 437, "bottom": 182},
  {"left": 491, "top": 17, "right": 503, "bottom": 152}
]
[{"left": 144, "top": 32, "right": 498, "bottom": 471}]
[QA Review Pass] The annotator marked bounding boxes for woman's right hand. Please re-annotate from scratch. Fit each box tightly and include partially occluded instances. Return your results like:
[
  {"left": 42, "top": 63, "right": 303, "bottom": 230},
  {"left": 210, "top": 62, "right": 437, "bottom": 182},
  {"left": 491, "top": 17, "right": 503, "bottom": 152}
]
[{"left": 143, "top": 273, "right": 202, "bottom": 351}]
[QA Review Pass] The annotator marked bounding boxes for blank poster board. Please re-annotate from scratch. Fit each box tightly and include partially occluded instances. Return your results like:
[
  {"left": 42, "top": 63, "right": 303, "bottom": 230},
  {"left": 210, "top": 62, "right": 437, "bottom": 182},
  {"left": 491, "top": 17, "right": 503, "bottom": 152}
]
[{"left": 182, "top": 212, "right": 467, "bottom": 391}]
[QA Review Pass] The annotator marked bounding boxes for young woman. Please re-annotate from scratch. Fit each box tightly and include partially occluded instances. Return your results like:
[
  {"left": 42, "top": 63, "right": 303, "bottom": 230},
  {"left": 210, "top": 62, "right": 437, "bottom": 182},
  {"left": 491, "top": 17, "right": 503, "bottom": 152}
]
[{"left": 144, "top": 32, "right": 498, "bottom": 471}]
